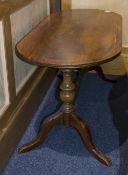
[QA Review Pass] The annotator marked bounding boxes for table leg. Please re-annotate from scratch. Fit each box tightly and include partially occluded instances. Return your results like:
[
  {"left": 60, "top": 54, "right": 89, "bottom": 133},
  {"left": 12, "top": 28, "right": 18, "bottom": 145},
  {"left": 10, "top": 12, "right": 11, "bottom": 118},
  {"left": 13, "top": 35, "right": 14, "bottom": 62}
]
[
  {"left": 94, "top": 66, "right": 117, "bottom": 83},
  {"left": 18, "top": 69, "right": 112, "bottom": 166},
  {"left": 70, "top": 112, "right": 112, "bottom": 166},
  {"left": 18, "top": 111, "right": 63, "bottom": 153}
]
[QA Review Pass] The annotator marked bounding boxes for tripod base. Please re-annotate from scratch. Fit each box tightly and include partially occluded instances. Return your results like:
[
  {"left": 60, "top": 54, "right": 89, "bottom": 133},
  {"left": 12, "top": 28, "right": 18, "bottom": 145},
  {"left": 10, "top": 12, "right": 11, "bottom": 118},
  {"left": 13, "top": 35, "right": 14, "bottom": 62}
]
[
  {"left": 18, "top": 109, "right": 112, "bottom": 167},
  {"left": 18, "top": 69, "right": 112, "bottom": 167}
]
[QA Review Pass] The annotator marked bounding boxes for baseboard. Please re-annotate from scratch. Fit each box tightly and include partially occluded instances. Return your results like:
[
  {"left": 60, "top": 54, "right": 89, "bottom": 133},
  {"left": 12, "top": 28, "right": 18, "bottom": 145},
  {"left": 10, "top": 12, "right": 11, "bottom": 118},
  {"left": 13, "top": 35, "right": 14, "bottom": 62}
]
[
  {"left": 0, "top": 67, "right": 57, "bottom": 171},
  {"left": 101, "top": 46, "right": 128, "bottom": 75},
  {"left": 85, "top": 46, "right": 128, "bottom": 75}
]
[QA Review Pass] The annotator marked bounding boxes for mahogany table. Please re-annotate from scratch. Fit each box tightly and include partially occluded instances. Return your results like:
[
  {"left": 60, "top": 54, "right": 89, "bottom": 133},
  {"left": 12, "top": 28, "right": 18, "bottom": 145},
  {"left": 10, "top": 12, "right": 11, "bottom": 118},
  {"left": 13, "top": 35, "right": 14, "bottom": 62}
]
[{"left": 16, "top": 9, "right": 122, "bottom": 166}]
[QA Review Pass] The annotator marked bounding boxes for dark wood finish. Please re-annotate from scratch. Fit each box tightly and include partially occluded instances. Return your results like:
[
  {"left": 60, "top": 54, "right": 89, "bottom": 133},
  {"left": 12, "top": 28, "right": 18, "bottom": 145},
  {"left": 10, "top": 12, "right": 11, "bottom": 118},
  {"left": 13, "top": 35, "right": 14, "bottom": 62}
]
[
  {"left": 16, "top": 9, "right": 122, "bottom": 68},
  {"left": 81, "top": 66, "right": 117, "bottom": 83},
  {"left": 61, "top": 1, "right": 119, "bottom": 80},
  {"left": 70, "top": 112, "right": 111, "bottom": 166},
  {"left": 50, "top": 0, "right": 61, "bottom": 14},
  {"left": 18, "top": 112, "right": 111, "bottom": 166},
  {"left": 94, "top": 66, "right": 117, "bottom": 83},
  {"left": 64, "top": 66, "right": 117, "bottom": 83},
  {"left": 0, "top": 0, "right": 36, "bottom": 20},
  {"left": 16, "top": 10, "right": 122, "bottom": 167},
  {"left": 61, "top": 0, "right": 71, "bottom": 11},
  {"left": 0, "top": 68, "right": 57, "bottom": 171},
  {"left": 18, "top": 69, "right": 111, "bottom": 166},
  {"left": 18, "top": 111, "right": 64, "bottom": 153}
]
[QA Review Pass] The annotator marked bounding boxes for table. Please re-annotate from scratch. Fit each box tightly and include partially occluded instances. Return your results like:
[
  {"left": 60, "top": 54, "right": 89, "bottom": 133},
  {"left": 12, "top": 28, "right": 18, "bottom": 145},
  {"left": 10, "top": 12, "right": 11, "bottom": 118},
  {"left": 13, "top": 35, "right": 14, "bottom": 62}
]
[{"left": 16, "top": 9, "right": 122, "bottom": 166}]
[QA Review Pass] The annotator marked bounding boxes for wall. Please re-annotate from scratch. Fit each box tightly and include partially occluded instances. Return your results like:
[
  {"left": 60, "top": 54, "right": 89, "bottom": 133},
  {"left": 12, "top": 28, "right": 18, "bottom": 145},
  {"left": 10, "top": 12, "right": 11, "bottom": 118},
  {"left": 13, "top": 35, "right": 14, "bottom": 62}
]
[
  {"left": 10, "top": 0, "right": 49, "bottom": 93},
  {"left": 0, "top": 21, "right": 9, "bottom": 115}
]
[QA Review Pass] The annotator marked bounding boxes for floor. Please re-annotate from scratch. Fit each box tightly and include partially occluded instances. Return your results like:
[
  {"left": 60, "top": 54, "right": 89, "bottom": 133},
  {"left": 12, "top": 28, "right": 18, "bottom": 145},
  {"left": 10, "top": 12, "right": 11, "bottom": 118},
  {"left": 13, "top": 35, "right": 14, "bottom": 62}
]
[{"left": 1, "top": 73, "right": 128, "bottom": 175}]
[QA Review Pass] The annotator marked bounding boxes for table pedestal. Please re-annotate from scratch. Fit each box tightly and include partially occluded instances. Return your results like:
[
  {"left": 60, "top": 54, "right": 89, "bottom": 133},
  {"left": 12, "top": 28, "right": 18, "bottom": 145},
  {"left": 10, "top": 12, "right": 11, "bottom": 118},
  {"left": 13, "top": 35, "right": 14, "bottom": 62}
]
[{"left": 18, "top": 69, "right": 112, "bottom": 166}]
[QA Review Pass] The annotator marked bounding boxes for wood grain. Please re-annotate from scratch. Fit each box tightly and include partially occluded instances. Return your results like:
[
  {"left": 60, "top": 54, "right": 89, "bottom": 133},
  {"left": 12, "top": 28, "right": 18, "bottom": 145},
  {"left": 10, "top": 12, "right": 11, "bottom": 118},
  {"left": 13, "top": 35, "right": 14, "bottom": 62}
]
[
  {"left": 0, "top": 0, "right": 36, "bottom": 20},
  {"left": 18, "top": 68, "right": 112, "bottom": 166},
  {"left": 61, "top": 0, "right": 71, "bottom": 10},
  {"left": 16, "top": 9, "right": 122, "bottom": 68}
]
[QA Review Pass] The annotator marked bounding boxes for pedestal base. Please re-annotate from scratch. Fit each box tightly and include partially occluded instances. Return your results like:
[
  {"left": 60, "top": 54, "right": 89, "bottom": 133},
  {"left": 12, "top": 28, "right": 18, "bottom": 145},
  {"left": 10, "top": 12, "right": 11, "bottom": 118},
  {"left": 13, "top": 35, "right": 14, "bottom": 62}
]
[
  {"left": 18, "top": 109, "right": 111, "bottom": 166},
  {"left": 18, "top": 69, "right": 112, "bottom": 167}
]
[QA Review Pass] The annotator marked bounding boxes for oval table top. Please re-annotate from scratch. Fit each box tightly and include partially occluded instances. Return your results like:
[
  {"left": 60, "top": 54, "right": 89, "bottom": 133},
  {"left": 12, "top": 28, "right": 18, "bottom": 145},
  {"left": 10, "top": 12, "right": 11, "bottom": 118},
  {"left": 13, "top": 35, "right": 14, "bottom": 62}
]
[{"left": 16, "top": 9, "right": 122, "bottom": 68}]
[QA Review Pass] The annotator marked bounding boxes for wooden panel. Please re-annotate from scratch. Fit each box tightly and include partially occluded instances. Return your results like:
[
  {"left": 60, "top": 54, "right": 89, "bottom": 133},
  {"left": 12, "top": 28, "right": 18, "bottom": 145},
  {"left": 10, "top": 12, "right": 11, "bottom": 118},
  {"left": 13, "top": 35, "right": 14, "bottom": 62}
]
[
  {"left": 62, "top": 0, "right": 71, "bottom": 10},
  {"left": 10, "top": 0, "right": 49, "bottom": 93},
  {"left": 0, "top": 0, "right": 38, "bottom": 20}
]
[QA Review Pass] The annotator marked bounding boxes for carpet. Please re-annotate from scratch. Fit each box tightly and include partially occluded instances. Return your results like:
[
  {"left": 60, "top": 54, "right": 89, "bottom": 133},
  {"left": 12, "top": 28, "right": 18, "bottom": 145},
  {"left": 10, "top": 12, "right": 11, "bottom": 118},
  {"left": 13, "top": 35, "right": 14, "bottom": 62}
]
[{"left": 1, "top": 73, "right": 128, "bottom": 175}]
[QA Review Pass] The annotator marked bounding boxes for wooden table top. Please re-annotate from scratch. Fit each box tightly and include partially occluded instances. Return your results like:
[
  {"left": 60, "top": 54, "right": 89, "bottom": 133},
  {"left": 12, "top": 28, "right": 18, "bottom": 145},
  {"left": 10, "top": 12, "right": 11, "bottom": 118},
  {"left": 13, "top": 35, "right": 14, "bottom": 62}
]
[{"left": 16, "top": 9, "right": 122, "bottom": 68}]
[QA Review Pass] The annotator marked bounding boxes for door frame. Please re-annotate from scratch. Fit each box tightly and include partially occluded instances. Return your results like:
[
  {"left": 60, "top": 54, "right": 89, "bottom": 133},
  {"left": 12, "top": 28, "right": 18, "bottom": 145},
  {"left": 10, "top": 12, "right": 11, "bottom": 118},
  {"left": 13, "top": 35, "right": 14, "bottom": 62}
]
[{"left": 61, "top": 0, "right": 71, "bottom": 10}]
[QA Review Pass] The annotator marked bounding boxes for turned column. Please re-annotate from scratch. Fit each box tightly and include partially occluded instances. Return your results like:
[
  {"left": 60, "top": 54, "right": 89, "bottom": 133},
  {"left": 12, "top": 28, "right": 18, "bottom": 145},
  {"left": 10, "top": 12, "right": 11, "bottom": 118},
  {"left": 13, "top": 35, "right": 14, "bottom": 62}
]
[{"left": 60, "top": 69, "right": 75, "bottom": 114}]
